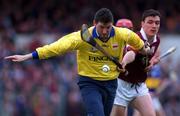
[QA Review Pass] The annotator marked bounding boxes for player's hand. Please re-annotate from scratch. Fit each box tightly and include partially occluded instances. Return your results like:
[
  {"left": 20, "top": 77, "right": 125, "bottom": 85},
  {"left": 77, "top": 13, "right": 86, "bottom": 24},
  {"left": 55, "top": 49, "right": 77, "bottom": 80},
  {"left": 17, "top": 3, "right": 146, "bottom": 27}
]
[
  {"left": 117, "top": 62, "right": 128, "bottom": 75},
  {"left": 4, "top": 54, "right": 31, "bottom": 62},
  {"left": 152, "top": 57, "right": 160, "bottom": 65},
  {"left": 117, "top": 67, "right": 126, "bottom": 72},
  {"left": 117, "top": 67, "right": 129, "bottom": 76},
  {"left": 145, "top": 57, "right": 160, "bottom": 71},
  {"left": 145, "top": 59, "right": 154, "bottom": 72},
  {"left": 117, "top": 62, "right": 126, "bottom": 71},
  {"left": 145, "top": 64, "right": 153, "bottom": 72}
]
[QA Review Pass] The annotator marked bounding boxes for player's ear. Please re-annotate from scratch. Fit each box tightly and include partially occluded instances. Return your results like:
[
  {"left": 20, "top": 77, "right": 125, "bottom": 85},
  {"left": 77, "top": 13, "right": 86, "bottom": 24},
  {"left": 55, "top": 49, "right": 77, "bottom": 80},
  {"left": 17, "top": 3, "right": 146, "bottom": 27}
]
[
  {"left": 93, "top": 20, "right": 97, "bottom": 26},
  {"left": 141, "top": 21, "right": 144, "bottom": 27}
]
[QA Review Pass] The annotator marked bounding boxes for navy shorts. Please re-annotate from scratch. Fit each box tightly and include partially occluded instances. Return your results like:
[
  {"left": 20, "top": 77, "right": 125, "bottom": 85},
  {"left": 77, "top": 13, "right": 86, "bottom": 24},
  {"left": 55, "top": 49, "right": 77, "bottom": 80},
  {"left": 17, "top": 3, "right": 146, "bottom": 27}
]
[{"left": 77, "top": 76, "right": 117, "bottom": 116}]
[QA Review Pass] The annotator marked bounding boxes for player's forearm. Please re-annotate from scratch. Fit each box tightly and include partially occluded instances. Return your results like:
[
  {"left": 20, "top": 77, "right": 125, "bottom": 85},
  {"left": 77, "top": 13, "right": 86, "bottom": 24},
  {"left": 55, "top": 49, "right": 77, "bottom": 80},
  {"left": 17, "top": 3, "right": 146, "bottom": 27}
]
[
  {"left": 4, "top": 53, "right": 33, "bottom": 62},
  {"left": 150, "top": 57, "right": 160, "bottom": 66},
  {"left": 25, "top": 53, "right": 33, "bottom": 60},
  {"left": 122, "top": 51, "right": 136, "bottom": 67},
  {"left": 149, "top": 49, "right": 160, "bottom": 65}
]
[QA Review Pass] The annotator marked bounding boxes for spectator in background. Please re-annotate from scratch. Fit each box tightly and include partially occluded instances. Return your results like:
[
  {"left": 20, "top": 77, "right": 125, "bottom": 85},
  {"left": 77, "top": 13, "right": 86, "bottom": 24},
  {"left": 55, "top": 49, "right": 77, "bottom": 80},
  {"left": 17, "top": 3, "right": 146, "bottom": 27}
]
[
  {"left": 145, "top": 64, "right": 166, "bottom": 116},
  {"left": 116, "top": 18, "right": 134, "bottom": 30}
]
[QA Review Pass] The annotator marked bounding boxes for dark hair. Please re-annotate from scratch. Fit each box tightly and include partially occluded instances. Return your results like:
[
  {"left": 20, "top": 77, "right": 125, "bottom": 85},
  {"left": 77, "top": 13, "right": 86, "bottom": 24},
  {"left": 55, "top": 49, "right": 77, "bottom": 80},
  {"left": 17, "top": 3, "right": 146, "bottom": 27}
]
[
  {"left": 142, "top": 9, "right": 161, "bottom": 21},
  {"left": 94, "top": 8, "right": 114, "bottom": 24}
]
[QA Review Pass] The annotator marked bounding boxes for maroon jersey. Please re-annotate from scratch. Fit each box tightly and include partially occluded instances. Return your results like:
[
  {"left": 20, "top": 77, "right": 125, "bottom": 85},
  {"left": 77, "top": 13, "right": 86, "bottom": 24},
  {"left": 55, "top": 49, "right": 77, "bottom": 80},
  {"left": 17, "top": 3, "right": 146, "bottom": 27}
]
[{"left": 119, "top": 31, "right": 160, "bottom": 83}]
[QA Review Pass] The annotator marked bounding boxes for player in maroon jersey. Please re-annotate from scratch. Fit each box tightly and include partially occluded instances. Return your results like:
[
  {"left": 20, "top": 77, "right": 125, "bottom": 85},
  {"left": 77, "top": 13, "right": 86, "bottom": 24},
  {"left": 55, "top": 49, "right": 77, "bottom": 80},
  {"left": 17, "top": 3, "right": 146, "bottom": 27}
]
[{"left": 111, "top": 9, "right": 161, "bottom": 116}]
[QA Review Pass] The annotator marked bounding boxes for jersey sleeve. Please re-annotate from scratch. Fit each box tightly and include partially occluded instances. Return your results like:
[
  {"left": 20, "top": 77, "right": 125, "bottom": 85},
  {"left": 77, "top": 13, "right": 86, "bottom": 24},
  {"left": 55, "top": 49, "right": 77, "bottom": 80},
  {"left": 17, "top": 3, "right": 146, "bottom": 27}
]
[
  {"left": 125, "top": 29, "right": 144, "bottom": 51},
  {"left": 36, "top": 31, "right": 82, "bottom": 59}
]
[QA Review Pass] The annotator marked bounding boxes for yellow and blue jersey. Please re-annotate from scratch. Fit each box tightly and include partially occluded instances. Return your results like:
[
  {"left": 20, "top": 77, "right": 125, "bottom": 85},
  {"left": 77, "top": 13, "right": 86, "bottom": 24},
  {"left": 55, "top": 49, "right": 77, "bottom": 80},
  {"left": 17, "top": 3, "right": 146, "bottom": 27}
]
[
  {"left": 32, "top": 26, "right": 144, "bottom": 81},
  {"left": 146, "top": 64, "right": 162, "bottom": 92}
]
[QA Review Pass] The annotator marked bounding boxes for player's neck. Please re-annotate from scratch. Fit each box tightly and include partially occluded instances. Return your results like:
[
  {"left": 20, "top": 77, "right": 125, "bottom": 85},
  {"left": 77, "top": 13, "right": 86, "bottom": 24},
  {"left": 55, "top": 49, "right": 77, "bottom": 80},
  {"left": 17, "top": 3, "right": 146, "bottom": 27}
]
[{"left": 147, "top": 37, "right": 154, "bottom": 44}]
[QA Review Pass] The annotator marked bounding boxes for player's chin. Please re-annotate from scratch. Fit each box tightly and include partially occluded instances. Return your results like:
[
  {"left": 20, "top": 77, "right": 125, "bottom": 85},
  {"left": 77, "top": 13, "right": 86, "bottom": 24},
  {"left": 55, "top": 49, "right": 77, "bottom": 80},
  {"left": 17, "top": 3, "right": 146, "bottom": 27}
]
[
  {"left": 148, "top": 32, "right": 156, "bottom": 37},
  {"left": 100, "top": 36, "right": 109, "bottom": 42},
  {"left": 101, "top": 35, "right": 108, "bottom": 38},
  {"left": 150, "top": 30, "right": 157, "bottom": 35}
]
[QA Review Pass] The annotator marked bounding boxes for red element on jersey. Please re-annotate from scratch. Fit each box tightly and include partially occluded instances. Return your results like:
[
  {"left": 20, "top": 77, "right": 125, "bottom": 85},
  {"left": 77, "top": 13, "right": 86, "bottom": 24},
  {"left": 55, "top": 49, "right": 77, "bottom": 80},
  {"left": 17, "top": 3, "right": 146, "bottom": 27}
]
[
  {"left": 112, "top": 43, "right": 118, "bottom": 48},
  {"left": 116, "top": 19, "right": 133, "bottom": 29}
]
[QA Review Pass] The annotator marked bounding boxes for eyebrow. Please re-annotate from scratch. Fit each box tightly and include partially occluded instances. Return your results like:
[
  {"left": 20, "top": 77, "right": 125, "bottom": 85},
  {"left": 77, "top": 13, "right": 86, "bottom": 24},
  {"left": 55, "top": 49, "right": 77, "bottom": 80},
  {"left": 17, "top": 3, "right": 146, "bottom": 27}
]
[{"left": 147, "top": 19, "right": 160, "bottom": 22}]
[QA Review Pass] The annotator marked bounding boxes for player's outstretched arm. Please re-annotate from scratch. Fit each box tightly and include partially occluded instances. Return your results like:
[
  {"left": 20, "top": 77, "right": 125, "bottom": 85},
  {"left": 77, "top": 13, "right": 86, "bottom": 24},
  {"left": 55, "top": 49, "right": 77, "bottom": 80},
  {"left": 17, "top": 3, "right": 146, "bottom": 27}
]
[{"left": 4, "top": 53, "right": 32, "bottom": 62}]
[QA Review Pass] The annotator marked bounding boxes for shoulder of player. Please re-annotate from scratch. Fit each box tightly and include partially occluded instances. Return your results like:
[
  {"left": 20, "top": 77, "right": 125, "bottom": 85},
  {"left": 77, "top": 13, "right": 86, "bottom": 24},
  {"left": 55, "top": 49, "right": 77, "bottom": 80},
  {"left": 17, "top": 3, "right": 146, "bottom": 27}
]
[
  {"left": 88, "top": 26, "right": 95, "bottom": 34},
  {"left": 59, "top": 31, "right": 84, "bottom": 46},
  {"left": 114, "top": 26, "right": 132, "bottom": 37}
]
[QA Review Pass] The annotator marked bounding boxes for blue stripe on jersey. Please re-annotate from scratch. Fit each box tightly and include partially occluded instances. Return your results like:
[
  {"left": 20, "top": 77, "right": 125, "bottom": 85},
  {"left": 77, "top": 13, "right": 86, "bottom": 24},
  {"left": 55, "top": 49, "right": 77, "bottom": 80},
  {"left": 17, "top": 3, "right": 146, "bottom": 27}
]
[
  {"left": 32, "top": 51, "right": 39, "bottom": 59},
  {"left": 92, "top": 27, "right": 115, "bottom": 38}
]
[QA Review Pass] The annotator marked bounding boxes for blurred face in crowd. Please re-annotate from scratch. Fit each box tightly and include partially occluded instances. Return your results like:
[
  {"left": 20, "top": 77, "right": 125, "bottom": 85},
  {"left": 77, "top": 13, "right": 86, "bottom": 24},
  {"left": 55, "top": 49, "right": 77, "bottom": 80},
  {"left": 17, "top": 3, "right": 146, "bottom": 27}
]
[
  {"left": 94, "top": 21, "right": 113, "bottom": 42},
  {"left": 116, "top": 19, "right": 134, "bottom": 30},
  {"left": 141, "top": 16, "right": 160, "bottom": 38}
]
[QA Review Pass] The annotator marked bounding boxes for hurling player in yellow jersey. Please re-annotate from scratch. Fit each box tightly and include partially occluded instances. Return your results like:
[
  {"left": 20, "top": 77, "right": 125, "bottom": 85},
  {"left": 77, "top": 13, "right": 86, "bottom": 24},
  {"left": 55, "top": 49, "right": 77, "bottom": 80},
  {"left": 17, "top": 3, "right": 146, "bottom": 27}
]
[{"left": 5, "top": 8, "right": 150, "bottom": 116}]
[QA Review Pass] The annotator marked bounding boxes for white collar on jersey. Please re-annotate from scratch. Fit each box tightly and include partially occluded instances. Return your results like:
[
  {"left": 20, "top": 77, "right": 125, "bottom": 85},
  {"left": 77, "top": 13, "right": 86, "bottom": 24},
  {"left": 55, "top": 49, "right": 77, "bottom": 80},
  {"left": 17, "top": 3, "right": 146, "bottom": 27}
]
[{"left": 140, "top": 28, "right": 157, "bottom": 43}]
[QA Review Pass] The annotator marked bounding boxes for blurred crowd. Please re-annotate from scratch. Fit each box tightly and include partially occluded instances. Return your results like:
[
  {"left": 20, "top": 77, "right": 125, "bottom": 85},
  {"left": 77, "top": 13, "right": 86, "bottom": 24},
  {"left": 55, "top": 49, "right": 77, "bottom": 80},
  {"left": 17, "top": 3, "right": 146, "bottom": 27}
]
[
  {"left": 1, "top": 34, "right": 85, "bottom": 116},
  {"left": 0, "top": 0, "right": 180, "bottom": 116},
  {"left": 0, "top": 0, "right": 180, "bottom": 34}
]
